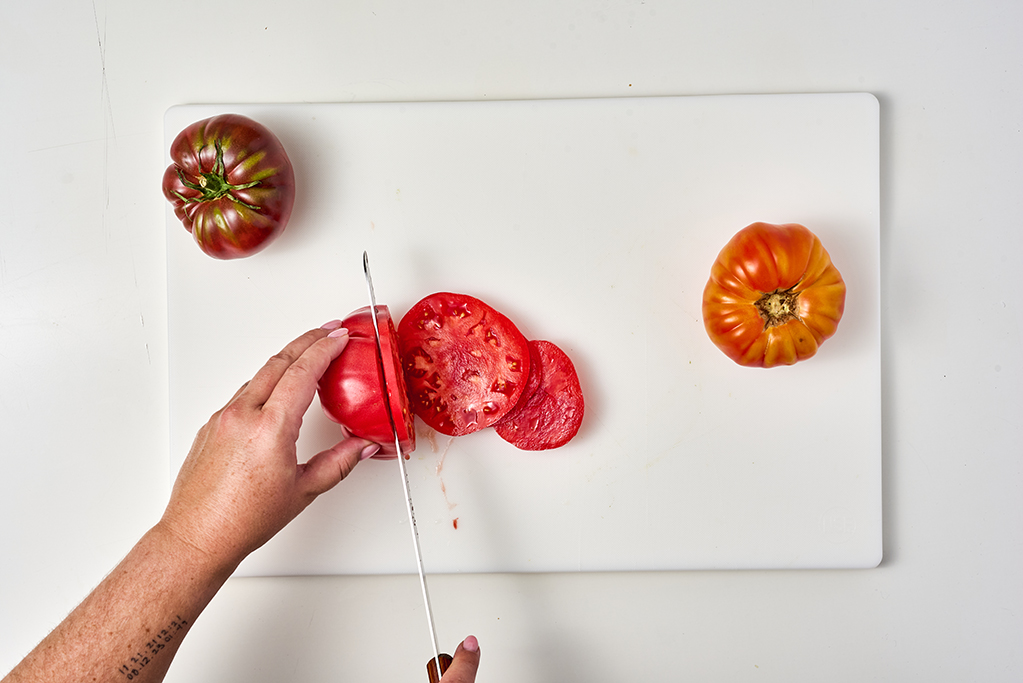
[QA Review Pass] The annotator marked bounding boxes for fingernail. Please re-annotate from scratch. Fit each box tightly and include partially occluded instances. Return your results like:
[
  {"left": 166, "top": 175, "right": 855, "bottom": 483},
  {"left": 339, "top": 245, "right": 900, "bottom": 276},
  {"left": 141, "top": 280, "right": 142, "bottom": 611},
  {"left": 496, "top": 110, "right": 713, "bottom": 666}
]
[
  {"left": 321, "top": 319, "right": 344, "bottom": 331},
  {"left": 359, "top": 443, "right": 381, "bottom": 460},
  {"left": 463, "top": 635, "right": 479, "bottom": 653},
  {"left": 328, "top": 327, "right": 349, "bottom": 339}
]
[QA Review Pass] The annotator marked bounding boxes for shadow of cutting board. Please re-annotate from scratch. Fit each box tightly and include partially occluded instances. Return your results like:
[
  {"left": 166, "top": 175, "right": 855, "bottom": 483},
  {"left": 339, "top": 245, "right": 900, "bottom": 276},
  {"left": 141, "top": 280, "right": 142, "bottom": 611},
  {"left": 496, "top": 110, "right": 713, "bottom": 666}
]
[{"left": 165, "top": 94, "right": 881, "bottom": 576}]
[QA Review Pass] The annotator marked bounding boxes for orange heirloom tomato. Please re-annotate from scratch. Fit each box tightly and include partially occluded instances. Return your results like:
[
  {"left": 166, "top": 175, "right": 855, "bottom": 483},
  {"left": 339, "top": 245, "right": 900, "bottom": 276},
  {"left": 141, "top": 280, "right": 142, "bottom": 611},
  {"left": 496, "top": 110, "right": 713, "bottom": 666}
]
[{"left": 702, "top": 222, "right": 846, "bottom": 368}]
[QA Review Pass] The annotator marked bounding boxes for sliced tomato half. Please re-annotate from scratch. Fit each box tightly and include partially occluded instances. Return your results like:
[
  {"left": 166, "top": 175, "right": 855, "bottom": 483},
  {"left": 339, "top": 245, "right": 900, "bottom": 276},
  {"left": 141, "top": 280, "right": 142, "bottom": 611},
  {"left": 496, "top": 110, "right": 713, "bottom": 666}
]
[
  {"left": 494, "top": 340, "right": 584, "bottom": 451},
  {"left": 397, "top": 292, "right": 531, "bottom": 436},
  {"left": 317, "top": 305, "right": 415, "bottom": 458}
]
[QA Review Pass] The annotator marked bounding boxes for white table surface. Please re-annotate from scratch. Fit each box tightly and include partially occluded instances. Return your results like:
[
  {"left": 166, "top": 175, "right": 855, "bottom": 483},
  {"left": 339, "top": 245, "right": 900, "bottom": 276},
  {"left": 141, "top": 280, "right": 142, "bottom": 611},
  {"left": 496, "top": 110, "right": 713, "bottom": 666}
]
[{"left": 1, "top": 2, "right": 1020, "bottom": 681}]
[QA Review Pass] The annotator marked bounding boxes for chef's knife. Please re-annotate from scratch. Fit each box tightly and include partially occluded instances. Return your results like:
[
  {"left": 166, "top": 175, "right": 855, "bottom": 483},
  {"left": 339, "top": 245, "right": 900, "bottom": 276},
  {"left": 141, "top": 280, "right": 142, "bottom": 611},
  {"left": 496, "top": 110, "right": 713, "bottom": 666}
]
[{"left": 362, "top": 252, "right": 450, "bottom": 681}]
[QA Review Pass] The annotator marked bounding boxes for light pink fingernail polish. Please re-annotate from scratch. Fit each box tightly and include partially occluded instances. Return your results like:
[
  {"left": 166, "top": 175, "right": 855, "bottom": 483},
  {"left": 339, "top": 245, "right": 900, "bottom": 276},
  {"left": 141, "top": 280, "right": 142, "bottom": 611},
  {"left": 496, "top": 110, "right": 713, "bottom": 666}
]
[
  {"left": 359, "top": 444, "right": 381, "bottom": 460},
  {"left": 321, "top": 319, "right": 344, "bottom": 331},
  {"left": 328, "top": 327, "right": 349, "bottom": 339}
]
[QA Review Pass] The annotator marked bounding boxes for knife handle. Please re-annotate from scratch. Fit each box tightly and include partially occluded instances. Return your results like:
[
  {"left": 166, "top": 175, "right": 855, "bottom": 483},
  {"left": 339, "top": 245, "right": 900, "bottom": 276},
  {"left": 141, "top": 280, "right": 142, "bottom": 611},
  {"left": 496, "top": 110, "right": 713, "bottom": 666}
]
[{"left": 426, "top": 653, "right": 453, "bottom": 683}]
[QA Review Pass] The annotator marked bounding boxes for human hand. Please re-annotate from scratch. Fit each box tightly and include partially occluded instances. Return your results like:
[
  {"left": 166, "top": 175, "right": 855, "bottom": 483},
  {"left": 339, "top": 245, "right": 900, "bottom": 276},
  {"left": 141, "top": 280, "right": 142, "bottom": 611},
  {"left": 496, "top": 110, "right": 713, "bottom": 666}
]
[
  {"left": 158, "top": 322, "right": 380, "bottom": 569},
  {"left": 439, "top": 636, "right": 481, "bottom": 683}
]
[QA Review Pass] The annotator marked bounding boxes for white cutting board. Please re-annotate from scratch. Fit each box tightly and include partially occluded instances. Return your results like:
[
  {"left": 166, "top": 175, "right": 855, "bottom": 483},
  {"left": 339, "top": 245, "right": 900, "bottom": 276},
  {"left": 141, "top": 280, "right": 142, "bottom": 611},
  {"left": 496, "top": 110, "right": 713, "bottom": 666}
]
[{"left": 166, "top": 94, "right": 881, "bottom": 576}]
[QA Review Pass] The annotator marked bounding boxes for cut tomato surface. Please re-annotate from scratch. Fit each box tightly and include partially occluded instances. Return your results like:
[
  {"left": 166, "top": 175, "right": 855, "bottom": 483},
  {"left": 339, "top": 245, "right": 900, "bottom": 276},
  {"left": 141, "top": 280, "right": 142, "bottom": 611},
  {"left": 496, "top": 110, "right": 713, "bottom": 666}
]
[
  {"left": 317, "top": 306, "right": 415, "bottom": 458},
  {"left": 398, "top": 292, "right": 531, "bottom": 436},
  {"left": 495, "top": 340, "right": 584, "bottom": 451}
]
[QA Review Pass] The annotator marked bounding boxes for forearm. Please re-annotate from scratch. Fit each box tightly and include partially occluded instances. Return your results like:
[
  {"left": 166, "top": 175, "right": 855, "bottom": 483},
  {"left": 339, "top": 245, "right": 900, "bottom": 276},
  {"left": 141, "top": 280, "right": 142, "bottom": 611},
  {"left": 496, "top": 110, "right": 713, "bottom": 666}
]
[
  {"left": 3, "top": 523, "right": 237, "bottom": 683},
  {"left": 3, "top": 327, "right": 371, "bottom": 683}
]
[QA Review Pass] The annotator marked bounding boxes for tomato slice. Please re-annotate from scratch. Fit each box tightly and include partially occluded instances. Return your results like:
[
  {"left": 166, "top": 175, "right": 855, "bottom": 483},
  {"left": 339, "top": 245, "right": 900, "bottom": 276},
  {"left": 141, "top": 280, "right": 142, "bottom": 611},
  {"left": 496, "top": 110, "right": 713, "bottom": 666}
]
[
  {"left": 317, "top": 306, "right": 415, "bottom": 458},
  {"left": 397, "top": 293, "right": 531, "bottom": 436},
  {"left": 494, "top": 340, "right": 584, "bottom": 451}
]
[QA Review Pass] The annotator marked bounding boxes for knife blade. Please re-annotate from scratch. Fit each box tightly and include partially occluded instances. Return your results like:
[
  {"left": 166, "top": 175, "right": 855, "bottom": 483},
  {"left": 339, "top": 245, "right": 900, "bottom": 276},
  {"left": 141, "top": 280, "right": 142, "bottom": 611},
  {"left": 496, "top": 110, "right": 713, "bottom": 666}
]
[{"left": 362, "top": 251, "right": 448, "bottom": 681}]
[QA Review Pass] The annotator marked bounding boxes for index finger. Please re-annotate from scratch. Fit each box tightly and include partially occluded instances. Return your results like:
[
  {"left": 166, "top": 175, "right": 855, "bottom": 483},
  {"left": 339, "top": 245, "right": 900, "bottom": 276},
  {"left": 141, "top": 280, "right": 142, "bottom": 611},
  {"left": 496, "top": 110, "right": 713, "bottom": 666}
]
[
  {"left": 260, "top": 328, "right": 350, "bottom": 421},
  {"left": 236, "top": 325, "right": 343, "bottom": 409}
]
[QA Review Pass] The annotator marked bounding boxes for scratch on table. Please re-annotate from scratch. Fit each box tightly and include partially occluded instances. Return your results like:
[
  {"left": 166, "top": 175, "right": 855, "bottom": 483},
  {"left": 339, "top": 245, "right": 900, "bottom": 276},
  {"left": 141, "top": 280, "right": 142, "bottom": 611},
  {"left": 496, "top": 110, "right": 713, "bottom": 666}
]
[
  {"left": 93, "top": 0, "right": 116, "bottom": 238},
  {"left": 26, "top": 138, "right": 110, "bottom": 153}
]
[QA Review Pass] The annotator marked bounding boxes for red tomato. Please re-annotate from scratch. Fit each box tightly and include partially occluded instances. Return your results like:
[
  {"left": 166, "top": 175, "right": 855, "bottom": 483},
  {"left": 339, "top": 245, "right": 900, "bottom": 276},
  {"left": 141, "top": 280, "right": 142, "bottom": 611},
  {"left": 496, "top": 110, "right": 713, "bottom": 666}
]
[
  {"left": 702, "top": 222, "right": 846, "bottom": 368},
  {"left": 317, "top": 306, "right": 415, "bottom": 458},
  {"left": 163, "top": 114, "right": 295, "bottom": 259},
  {"left": 397, "top": 293, "right": 531, "bottom": 436},
  {"left": 495, "top": 340, "right": 585, "bottom": 451}
]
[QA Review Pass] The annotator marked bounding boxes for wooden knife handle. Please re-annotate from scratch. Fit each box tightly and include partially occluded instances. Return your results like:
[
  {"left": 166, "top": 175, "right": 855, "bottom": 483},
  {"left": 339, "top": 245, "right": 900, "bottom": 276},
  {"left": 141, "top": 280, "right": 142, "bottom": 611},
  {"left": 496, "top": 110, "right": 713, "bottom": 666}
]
[{"left": 426, "top": 653, "right": 453, "bottom": 683}]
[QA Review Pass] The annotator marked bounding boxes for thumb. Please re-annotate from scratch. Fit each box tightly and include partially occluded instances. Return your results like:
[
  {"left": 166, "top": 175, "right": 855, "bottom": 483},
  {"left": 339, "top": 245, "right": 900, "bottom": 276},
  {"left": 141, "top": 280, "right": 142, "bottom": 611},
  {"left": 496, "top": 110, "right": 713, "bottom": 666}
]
[
  {"left": 440, "top": 636, "right": 481, "bottom": 683},
  {"left": 299, "top": 438, "right": 381, "bottom": 497}
]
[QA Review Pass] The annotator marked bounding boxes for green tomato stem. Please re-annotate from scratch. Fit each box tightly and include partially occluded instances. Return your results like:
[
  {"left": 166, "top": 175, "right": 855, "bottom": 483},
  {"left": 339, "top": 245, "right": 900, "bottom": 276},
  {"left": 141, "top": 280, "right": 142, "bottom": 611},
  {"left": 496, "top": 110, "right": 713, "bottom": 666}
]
[{"left": 173, "top": 139, "right": 262, "bottom": 211}]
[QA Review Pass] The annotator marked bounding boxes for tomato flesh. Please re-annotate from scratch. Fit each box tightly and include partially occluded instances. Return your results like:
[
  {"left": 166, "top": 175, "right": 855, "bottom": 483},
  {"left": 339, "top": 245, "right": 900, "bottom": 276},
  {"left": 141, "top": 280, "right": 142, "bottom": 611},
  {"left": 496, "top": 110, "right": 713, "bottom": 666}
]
[
  {"left": 702, "top": 222, "right": 846, "bottom": 368},
  {"left": 317, "top": 306, "right": 415, "bottom": 458},
  {"left": 495, "top": 340, "right": 585, "bottom": 451},
  {"left": 398, "top": 293, "right": 531, "bottom": 436}
]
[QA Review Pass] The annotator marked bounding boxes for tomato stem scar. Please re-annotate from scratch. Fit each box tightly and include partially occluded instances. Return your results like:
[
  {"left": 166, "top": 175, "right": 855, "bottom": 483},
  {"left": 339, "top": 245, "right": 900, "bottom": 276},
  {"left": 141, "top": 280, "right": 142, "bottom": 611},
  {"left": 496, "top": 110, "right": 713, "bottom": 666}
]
[{"left": 755, "top": 286, "right": 801, "bottom": 327}]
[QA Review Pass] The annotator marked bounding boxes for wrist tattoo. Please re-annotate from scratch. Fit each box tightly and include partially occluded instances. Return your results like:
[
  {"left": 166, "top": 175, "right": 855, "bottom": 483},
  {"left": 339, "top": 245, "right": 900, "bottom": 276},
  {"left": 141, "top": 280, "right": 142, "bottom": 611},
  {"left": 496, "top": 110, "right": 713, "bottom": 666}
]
[{"left": 116, "top": 615, "right": 189, "bottom": 679}]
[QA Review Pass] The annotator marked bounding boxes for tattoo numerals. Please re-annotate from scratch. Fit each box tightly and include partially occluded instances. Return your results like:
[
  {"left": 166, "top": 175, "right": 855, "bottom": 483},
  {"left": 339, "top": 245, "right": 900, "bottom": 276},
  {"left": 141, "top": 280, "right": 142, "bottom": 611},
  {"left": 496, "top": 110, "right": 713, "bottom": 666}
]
[{"left": 118, "top": 616, "right": 188, "bottom": 679}]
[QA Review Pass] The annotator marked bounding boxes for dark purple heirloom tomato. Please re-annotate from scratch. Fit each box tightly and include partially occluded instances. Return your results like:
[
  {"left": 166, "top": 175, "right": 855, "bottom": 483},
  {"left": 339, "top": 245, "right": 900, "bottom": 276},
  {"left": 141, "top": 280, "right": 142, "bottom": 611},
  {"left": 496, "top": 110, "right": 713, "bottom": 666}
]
[{"left": 163, "top": 114, "right": 295, "bottom": 259}]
